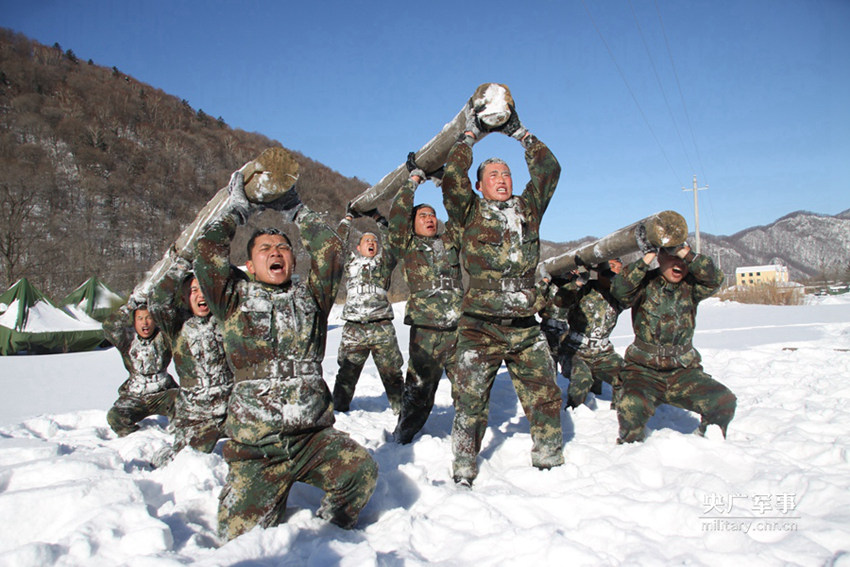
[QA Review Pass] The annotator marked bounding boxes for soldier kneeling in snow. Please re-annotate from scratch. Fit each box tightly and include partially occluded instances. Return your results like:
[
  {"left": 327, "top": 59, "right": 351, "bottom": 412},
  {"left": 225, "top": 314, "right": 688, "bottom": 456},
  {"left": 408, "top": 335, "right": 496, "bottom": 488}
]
[
  {"left": 193, "top": 170, "right": 377, "bottom": 540},
  {"left": 147, "top": 259, "right": 233, "bottom": 466},
  {"left": 104, "top": 301, "right": 178, "bottom": 437},
  {"left": 611, "top": 243, "right": 737, "bottom": 443}
]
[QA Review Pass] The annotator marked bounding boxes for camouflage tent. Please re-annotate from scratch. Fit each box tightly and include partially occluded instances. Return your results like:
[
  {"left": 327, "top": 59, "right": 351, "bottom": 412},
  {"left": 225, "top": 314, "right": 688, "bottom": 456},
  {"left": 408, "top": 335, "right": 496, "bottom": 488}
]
[
  {"left": 61, "top": 276, "right": 124, "bottom": 322},
  {"left": 0, "top": 278, "right": 104, "bottom": 355}
]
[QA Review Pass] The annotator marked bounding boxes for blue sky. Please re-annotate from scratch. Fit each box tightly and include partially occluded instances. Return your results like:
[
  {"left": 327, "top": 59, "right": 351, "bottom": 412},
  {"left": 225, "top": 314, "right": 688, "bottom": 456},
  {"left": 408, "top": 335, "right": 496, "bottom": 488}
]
[{"left": 3, "top": 0, "right": 848, "bottom": 243}]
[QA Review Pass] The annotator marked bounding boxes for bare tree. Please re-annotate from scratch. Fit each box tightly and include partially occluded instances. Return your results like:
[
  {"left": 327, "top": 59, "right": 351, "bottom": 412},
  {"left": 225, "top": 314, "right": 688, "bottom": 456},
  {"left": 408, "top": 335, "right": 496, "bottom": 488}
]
[{"left": 0, "top": 163, "right": 45, "bottom": 287}]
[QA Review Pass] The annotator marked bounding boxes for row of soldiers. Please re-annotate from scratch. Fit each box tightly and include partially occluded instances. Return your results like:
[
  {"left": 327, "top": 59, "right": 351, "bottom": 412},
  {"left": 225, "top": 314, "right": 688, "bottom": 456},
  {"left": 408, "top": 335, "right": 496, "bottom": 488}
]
[{"left": 102, "top": 99, "right": 736, "bottom": 541}]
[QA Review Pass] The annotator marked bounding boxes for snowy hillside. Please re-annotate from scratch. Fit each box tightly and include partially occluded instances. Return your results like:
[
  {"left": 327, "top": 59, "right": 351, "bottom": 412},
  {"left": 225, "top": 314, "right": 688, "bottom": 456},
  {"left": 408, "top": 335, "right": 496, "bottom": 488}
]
[{"left": 1, "top": 298, "right": 849, "bottom": 566}]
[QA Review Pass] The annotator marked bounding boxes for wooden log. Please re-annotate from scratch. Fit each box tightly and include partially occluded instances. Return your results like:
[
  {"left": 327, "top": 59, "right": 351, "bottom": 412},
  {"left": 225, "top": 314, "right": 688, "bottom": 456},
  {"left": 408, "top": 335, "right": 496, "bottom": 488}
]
[
  {"left": 134, "top": 147, "right": 299, "bottom": 299},
  {"left": 541, "top": 210, "right": 689, "bottom": 277},
  {"left": 348, "top": 83, "right": 514, "bottom": 213}
]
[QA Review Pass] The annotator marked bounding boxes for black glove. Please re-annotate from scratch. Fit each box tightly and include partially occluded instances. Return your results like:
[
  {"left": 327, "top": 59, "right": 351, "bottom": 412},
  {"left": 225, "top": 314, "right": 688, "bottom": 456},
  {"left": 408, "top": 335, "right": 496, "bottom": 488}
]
[
  {"left": 267, "top": 186, "right": 303, "bottom": 223},
  {"left": 405, "top": 151, "right": 419, "bottom": 172},
  {"left": 227, "top": 171, "right": 252, "bottom": 225},
  {"left": 365, "top": 209, "right": 388, "bottom": 228},
  {"left": 635, "top": 224, "right": 658, "bottom": 255}
]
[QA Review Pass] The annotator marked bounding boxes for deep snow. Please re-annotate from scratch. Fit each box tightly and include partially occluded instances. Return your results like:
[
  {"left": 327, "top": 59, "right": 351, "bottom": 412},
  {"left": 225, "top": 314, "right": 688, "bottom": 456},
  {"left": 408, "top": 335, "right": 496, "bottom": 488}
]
[{"left": 1, "top": 297, "right": 849, "bottom": 566}]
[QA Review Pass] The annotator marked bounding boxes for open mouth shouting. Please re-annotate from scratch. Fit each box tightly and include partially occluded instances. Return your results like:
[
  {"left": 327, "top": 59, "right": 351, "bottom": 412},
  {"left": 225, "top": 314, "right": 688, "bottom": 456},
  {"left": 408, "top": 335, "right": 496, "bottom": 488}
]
[
  {"left": 358, "top": 233, "right": 380, "bottom": 258},
  {"left": 246, "top": 234, "right": 295, "bottom": 285},
  {"left": 659, "top": 255, "right": 689, "bottom": 283}
]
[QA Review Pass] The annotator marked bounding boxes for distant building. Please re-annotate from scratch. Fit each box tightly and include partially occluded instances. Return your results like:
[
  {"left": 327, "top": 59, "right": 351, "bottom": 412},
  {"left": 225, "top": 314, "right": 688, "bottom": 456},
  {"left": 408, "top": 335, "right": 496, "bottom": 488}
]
[{"left": 735, "top": 264, "right": 790, "bottom": 287}]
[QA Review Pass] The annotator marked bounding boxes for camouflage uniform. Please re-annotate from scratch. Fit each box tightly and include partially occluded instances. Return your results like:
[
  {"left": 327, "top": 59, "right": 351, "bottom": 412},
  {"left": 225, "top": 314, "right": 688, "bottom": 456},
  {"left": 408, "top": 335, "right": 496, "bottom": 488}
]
[
  {"left": 538, "top": 282, "right": 570, "bottom": 372},
  {"left": 332, "top": 218, "right": 404, "bottom": 413},
  {"left": 103, "top": 304, "right": 178, "bottom": 437},
  {"left": 555, "top": 279, "right": 624, "bottom": 408},
  {"left": 149, "top": 262, "right": 233, "bottom": 456},
  {"left": 194, "top": 206, "right": 377, "bottom": 540},
  {"left": 610, "top": 253, "right": 736, "bottom": 443},
  {"left": 442, "top": 135, "right": 564, "bottom": 482},
  {"left": 386, "top": 178, "right": 463, "bottom": 444}
]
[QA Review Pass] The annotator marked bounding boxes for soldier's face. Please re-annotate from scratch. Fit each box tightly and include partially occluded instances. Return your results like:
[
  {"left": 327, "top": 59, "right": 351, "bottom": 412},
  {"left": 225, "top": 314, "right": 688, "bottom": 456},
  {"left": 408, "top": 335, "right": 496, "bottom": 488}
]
[
  {"left": 608, "top": 259, "right": 623, "bottom": 274},
  {"left": 134, "top": 308, "right": 156, "bottom": 339},
  {"left": 188, "top": 278, "right": 210, "bottom": 317},
  {"left": 246, "top": 234, "right": 295, "bottom": 286},
  {"left": 357, "top": 233, "right": 379, "bottom": 258},
  {"left": 476, "top": 162, "right": 513, "bottom": 202},
  {"left": 413, "top": 207, "right": 438, "bottom": 237},
  {"left": 658, "top": 250, "right": 688, "bottom": 283}
]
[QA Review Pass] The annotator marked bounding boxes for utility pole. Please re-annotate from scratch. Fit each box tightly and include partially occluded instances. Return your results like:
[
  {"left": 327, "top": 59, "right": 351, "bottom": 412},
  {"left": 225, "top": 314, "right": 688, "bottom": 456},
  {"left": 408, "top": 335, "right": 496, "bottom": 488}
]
[{"left": 682, "top": 175, "right": 707, "bottom": 253}]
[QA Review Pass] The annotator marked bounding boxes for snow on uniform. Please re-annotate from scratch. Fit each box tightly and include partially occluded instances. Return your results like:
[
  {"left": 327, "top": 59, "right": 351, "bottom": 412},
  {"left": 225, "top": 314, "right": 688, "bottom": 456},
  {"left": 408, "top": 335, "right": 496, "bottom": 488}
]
[
  {"left": 555, "top": 279, "right": 625, "bottom": 408},
  {"left": 194, "top": 206, "right": 377, "bottom": 540},
  {"left": 103, "top": 304, "right": 178, "bottom": 437},
  {"left": 332, "top": 217, "right": 403, "bottom": 413},
  {"left": 386, "top": 176, "right": 463, "bottom": 443},
  {"left": 149, "top": 261, "right": 233, "bottom": 455},
  {"left": 610, "top": 252, "right": 737, "bottom": 443},
  {"left": 442, "top": 134, "right": 564, "bottom": 483}
]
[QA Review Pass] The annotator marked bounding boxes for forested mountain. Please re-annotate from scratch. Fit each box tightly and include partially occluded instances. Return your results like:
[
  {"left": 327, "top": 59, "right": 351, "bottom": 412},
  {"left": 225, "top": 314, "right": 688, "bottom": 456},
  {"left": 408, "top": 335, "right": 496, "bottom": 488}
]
[{"left": 0, "top": 29, "right": 368, "bottom": 297}]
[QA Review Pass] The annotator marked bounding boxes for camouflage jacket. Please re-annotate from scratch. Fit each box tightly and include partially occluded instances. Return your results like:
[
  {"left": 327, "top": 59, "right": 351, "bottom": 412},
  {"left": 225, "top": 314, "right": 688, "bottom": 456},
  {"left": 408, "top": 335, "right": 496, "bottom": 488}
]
[
  {"left": 103, "top": 304, "right": 175, "bottom": 397},
  {"left": 442, "top": 137, "right": 560, "bottom": 318},
  {"left": 193, "top": 207, "right": 344, "bottom": 445},
  {"left": 539, "top": 279, "right": 570, "bottom": 324},
  {"left": 555, "top": 280, "right": 623, "bottom": 352},
  {"left": 386, "top": 177, "right": 463, "bottom": 329},
  {"left": 610, "top": 254, "right": 723, "bottom": 370},
  {"left": 148, "top": 262, "right": 233, "bottom": 397},
  {"left": 338, "top": 217, "right": 397, "bottom": 323}
]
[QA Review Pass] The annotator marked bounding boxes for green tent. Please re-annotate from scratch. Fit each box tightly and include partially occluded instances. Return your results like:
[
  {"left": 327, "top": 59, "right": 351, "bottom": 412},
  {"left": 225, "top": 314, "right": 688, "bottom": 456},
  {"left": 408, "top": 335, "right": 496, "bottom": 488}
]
[
  {"left": 0, "top": 278, "right": 104, "bottom": 355},
  {"left": 61, "top": 276, "right": 124, "bottom": 322}
]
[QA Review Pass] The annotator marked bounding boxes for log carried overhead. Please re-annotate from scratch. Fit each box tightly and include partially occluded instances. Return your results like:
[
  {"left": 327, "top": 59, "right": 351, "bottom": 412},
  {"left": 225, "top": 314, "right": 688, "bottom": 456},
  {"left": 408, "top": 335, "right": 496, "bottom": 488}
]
[
  {"left": 540, "top": 210, "right": 689, "bottom": 277},
  {"left": 348, "top": 83, "right": 515, "bottom": 214}
]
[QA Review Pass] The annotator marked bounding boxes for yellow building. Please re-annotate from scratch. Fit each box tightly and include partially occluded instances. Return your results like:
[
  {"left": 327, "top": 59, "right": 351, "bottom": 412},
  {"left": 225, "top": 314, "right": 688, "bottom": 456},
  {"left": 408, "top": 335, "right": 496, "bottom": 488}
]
[{"left": 735, "top": 264, "right": 790, "bottom": 286}]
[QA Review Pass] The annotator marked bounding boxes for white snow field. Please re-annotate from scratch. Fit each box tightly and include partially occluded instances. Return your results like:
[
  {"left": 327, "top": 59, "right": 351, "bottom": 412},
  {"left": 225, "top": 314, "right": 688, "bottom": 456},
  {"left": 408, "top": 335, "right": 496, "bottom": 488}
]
[{"left": 1, "top": 297, "right": 849, "bottom": 566}]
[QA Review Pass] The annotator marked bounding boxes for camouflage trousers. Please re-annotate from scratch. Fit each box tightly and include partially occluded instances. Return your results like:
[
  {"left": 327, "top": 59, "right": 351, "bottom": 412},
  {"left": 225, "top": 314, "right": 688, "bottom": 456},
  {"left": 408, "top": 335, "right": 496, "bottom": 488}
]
[
  {"left": 392, "top": 325, "right": 458, "bottom": 444},
  {"left": 451, "top": 314, "right": 564, "bottom": 482},
  {"left": 171, "top": 390, "right": 230, "bottom": 454},
  {"left": 616, "top": 360, "right": 737, "bottom": 443},
  {"left": 562, "top": 347, "right": 624, "bottom": 408},
  {"left": 218, "top": 426, "right": 378, "bottom": 540},
  {"left": 333, "top": 320, "right": 403, "bottom": 413},
  {"left": 106, "top": 388, "right": 178, "bottom": 437},
  {"left": 540, "top": 318, "right": 567, "bottom": 370}
]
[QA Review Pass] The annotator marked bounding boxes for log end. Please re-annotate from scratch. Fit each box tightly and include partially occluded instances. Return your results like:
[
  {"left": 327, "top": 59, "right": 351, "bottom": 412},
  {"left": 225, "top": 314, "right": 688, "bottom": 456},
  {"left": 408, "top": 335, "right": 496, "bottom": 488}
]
[
  {"left": 241, "top": 147, "right": 300, "bottom": 204},
  {"left": 646, "top": 210, "right": 689, "bottom": 248},
  {"left": 472, "top": 83, "right": 513, "bottom": 128}
]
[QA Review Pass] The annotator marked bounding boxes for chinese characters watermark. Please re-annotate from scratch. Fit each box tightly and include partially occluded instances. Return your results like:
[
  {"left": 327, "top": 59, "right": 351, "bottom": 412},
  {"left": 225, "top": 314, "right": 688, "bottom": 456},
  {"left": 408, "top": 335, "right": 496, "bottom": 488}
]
[{"left": 700, "top": 492, "right": 800, "bottom": 533}]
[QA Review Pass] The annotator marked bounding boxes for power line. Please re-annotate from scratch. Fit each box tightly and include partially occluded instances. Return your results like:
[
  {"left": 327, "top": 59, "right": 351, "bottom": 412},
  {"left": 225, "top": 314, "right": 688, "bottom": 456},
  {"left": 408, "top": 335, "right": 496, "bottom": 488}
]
[
  {"left": 628, "top": 0, "right": 695, "bottom": 179},
  {"left": 654, "top": 0, "right": 708, "bottom": 185},
  {"left": 582, "top": 0, "right": 682, "bottom": 185}
]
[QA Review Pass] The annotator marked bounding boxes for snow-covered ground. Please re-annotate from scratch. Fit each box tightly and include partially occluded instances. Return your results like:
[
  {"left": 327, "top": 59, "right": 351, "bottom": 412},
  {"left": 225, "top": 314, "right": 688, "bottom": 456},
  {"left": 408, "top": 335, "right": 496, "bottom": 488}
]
[{"left": 1, "top": 297, "right": 849, "bottom": 566}]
